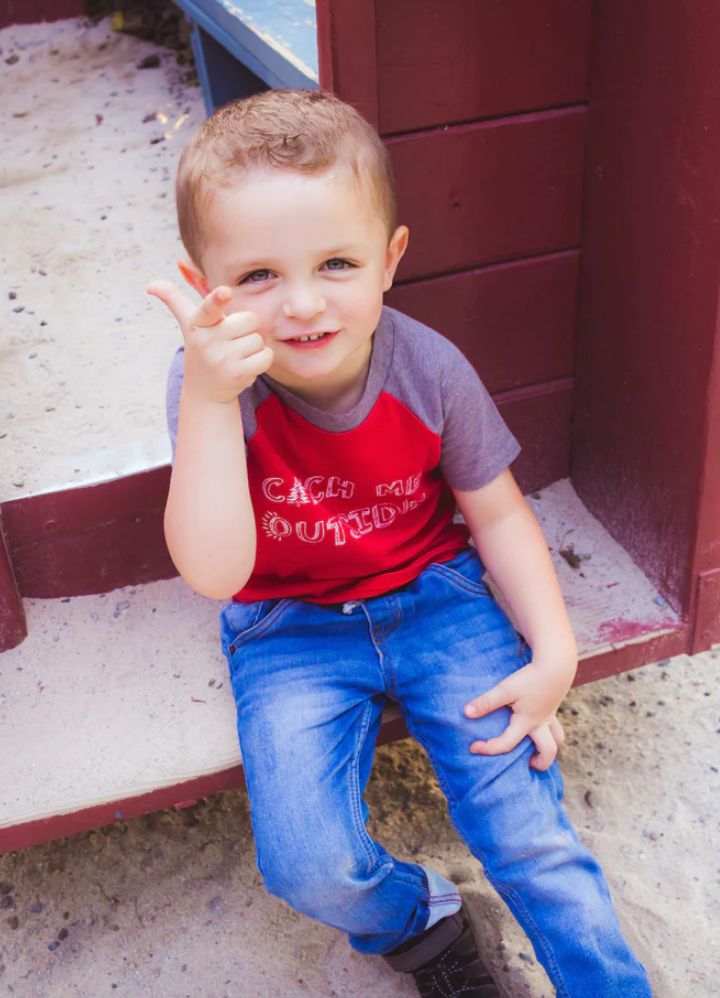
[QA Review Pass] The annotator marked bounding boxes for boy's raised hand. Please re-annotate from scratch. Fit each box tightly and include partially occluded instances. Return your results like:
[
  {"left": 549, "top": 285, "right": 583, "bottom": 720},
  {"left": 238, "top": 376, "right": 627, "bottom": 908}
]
[{"left": 147, "top": 281, "right": 274, "bottom": 403}]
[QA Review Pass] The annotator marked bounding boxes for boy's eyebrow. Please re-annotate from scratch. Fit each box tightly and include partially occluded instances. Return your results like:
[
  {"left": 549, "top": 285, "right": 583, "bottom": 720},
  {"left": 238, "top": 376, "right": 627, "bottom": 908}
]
[
  {"left": 225, "top": 247, "right": 367, "bottom": 272},
  {"left": 225, "top": 260, "right": 270, "bottom": 273},
  {"left": 322, "top": 246, "right": 365, "bottom": 256}
]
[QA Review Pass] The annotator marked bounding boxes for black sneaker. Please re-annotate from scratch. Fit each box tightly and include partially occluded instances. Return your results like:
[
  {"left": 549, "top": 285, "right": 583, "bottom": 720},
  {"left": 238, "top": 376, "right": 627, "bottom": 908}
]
[{"left": 384, "top": 910, "right": 501, "bottom": 997}]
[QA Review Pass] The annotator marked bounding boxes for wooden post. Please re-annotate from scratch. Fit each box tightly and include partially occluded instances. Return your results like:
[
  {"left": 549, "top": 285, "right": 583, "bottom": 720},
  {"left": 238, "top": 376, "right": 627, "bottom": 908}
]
[
  {"left": 0, "top": 508, "right": 26, "bottom": 652},
  {"left": 573, "top": 0, "right": 720, "bottom": 626}
]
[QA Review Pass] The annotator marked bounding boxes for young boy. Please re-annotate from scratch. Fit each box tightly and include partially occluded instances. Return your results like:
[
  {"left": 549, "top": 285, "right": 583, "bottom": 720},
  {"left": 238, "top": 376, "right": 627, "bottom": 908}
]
[{"left": 149, "top": 89, "right": 652, "bottom": 997}]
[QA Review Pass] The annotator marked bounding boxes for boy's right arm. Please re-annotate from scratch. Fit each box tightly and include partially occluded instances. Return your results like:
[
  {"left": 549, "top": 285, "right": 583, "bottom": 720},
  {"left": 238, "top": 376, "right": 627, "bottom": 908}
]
[{"left": 148, "top": 282, "right": 274, "bottom": 599}]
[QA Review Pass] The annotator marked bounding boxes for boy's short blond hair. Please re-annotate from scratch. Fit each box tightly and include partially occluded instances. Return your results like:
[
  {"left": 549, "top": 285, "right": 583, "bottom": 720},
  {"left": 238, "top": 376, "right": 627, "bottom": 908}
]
[{"left": 176, "top": 89, "right": 398, "bottom": 269}]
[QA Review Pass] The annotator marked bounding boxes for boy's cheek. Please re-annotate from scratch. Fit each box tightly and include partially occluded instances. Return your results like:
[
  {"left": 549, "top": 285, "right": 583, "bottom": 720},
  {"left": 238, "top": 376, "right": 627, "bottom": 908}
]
[{"left": 343, "top": 284, "right": 385, "bottom": 325}]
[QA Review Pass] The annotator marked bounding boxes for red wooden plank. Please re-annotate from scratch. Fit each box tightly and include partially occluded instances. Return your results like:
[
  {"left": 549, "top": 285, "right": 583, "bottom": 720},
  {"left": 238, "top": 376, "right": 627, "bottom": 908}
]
[
  {"left": 496, "top": 379, "right": 574, "bottom": 494},
  {"left": 386, "top": 251, "right": 578, "bottom": 394},
  {"left": 572, "top": 1, "right": 720, "bottom": 615},
  {"left": 315, "top": 0, "right": 379, "bottom": 128},
  {"left": 2, "top": 467, "right": 171, "bottom": 547},
  {"left": 688, "top": 297, "right": 720, "bottom": 645},
  {"left": 0, "top": 0, "right": 82, "bottom": 26},
  {"left": 41, "top": 0, "right": 84, "bottom": 18},
  {"left": 0, "top": 1, "right": 40, "bottom": 26},
  {"left": 376, "top": 0, "right": 591, "bottom": 135},
  {"left": 389, "top": 107, "right": 586, "bottom": 282},
  {"left": 2, "top": 468, "right": 176, "bottom": 598},
  {"left": 0, "top": 510, "right": 26, "bottom": 652},
  {"left": 576, "top": 624, "right": 688, "bottom": 685},
  {"left": 691, "top": 569, "right": 720, "bottom": 654},
  {"left": 315, "top": 0, "right": 335, "bottom": 89},
  {"left": 9, "top": 508, "right": 176, "bottom": 598}
]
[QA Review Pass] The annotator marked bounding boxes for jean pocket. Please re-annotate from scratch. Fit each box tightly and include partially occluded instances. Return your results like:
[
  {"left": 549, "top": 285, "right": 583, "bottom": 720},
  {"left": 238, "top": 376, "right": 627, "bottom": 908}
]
[
  {"left": 428, "top": 552, "right": 492, "bottom": 598},
  {"left": 221, "top": 598, "right": 292, "bottom": 658}
]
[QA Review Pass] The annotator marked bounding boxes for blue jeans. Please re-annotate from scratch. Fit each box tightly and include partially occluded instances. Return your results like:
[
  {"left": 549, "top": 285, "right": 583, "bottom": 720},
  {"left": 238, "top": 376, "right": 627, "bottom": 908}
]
[{"left": 219, "top": 548, "right": 652, "bottom": 997}]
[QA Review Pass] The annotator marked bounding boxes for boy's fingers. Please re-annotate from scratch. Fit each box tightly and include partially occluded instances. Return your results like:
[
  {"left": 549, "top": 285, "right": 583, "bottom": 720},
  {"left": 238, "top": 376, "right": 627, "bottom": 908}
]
[
  {"left": 528, "top": 725, "right": 558, "bottom": 771},
  {"left": 223, "top": 309, "right": 263, "bottom": 341},
  {"left": 464, "top": 679, "right": 513, "bottom": 719},
  {"left": 230, "top": 346, "right": 274, "bottom": 380},
  {"left": 222, "top": 331, "right": 265, "bottom": 361},
  {"left": 191, "top": 286, "right": 233, "bottom": 329},
  {"left": 470, "top": 714, "right": 528, "bottom": 756},
  {"left": 147, "top": 280, "right": 196, "bottom": 329},
  {"left": 549, "top": 716, "right": 566, "bottom": 746}
]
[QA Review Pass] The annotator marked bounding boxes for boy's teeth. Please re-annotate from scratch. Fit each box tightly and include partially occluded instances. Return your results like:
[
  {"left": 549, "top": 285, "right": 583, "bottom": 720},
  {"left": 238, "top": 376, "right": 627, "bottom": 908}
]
[{"left": 294, "top": 332, "right": 326, "bottom": 342}]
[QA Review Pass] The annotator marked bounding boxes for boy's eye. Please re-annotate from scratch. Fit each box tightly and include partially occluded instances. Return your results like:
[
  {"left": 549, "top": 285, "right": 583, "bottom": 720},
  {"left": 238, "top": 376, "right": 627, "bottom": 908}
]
[
  {"left": 241, "top": 269, "right": 272, "bottom": 284},
  {"left": 323, "top": 258, "right": 353, "bottom": 272}
]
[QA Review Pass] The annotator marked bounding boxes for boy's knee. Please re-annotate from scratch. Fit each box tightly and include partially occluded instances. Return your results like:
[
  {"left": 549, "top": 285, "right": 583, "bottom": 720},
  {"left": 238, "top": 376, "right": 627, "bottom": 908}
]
[
  {"left": 262, "top": 864, "right": 336, "bottom": 917},
  {"left": 259, "top": 845, "right": 390, "bottom": 923}
]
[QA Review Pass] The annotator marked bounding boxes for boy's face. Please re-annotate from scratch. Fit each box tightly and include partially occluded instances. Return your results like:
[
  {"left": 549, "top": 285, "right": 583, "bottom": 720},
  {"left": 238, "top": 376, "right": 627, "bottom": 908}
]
[{"left": 181, "top": 167, "right": 408, "bottom": 405}]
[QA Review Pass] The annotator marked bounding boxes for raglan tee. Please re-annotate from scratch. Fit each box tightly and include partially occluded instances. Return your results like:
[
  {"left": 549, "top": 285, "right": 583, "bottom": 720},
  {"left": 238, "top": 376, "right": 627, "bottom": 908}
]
[{"left": 166, "top": 306, "right": 520, "bottom": 604}]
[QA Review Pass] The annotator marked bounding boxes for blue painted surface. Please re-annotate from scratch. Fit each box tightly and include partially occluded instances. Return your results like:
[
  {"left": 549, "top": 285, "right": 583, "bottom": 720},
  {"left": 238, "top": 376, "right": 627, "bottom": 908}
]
[
  {"left": 174, "top": 0, "right": 318, "bottom": 92},
  {"left": 220, "top": 0, "right": 318, "bottom": 76},
  {"left": 191, "top": 23, "right": 270, "bottom": 115}
]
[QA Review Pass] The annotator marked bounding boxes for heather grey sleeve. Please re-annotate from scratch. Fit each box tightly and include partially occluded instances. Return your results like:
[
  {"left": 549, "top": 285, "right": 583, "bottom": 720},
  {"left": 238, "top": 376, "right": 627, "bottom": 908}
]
[
  {"left": 379, "top": 307, "right": 520, "bottom": 491},
  {"left": 439, "top": 344, "right": 521, "bottom": 492},
  {"left": 166, "top": 346, "right": 184, "bottom": 462}
]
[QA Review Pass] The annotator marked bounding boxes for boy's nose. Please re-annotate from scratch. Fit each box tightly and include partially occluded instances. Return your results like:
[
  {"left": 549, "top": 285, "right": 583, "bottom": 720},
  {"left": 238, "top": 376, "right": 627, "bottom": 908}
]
[{"left": 282, "top": 288, "right": 326, "bottom": 321}]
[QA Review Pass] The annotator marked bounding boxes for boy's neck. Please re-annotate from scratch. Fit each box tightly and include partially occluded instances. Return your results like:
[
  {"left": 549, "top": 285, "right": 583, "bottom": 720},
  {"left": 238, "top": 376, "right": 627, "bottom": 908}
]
[{"left": 276, "top": 365, "right": 369, "bottom": 414}]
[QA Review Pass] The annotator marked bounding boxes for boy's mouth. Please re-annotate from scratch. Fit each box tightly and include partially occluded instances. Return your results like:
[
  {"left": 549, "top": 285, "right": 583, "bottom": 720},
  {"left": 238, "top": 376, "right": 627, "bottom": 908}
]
[{"left": 283, "top": 330, "right": 338, "bottom": 349}]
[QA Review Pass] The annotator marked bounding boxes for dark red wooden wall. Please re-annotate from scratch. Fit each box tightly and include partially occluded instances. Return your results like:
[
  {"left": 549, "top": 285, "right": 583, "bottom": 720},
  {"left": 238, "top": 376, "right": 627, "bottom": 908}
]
[
  {"left": 318, "top": 0, "right": 592, "bottom": 494},
  {"left": 0, "top": 0, "right": 83, "bottom": 29},
  {"left": 572, "top": 0, "right": 720, "bottom": 626}
]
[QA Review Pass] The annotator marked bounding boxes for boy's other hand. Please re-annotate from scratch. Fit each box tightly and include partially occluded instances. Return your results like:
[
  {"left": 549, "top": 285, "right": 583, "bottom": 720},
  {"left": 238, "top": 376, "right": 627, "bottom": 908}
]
[
  {"left": 464, "top": 660, "right": 572, "bottom": 771},
  {"left": 147, "top": 281, "right": 274, "bottom": 403}
]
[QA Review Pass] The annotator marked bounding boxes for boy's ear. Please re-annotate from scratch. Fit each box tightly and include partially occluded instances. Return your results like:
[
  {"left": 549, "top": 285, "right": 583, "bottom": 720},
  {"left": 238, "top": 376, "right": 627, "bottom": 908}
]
[
  {"left": 177, "top": 256, "right": 212, "bottom": 297},
  {"left": 383, "top": 225, "right": 410, "bottom": 292}
]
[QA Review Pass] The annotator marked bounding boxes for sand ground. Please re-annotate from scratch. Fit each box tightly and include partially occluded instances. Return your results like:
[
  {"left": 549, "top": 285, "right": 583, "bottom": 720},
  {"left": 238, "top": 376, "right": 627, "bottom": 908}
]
[
  {"left": 0, "top": 14, "right": 203, "bottom": 499},
  {"left": 0, "top": 651, "right": 719, "bottom": 998},
  {"left": 0, "top": 13, "right": 718, "bottom": 998}
]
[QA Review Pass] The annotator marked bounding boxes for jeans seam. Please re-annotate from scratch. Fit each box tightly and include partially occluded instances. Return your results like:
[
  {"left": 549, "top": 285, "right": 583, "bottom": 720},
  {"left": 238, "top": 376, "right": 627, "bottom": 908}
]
[
  {"left": 405, "top": 718, "right": 569, "bottom": 996},
  {"left": 488, "top": 881, "right": 569, "bottom": 996},
  {"left": 361, "top": 606, "right": 396, "bottom": 695},
  {"left": 349, "top": 699, "right": 383, "bottom": 868},
  {"left": 229, "top": 598, "right": 293, "bottom": 655},
  {"left": 392, "top": 871, "right": 428, "bottom": 889},
  {"left": 379, "top": 595, "right": 404, "bottom": 641},
  {"left": 378, "top": 629, "right": 398, "bottom": 698},
  {"left": 381, "top": 597, "right": 402, "bottom": 697}
]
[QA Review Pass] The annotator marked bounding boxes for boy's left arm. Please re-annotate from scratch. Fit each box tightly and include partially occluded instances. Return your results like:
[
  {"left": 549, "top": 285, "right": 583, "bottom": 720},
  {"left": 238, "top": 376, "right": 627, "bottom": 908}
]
[{"left": 454, "top": 468, "right": 577, "bottom": 771}]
